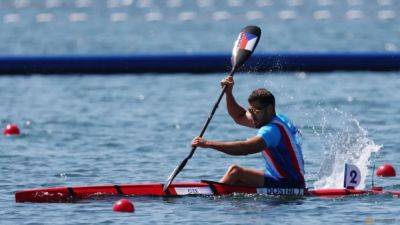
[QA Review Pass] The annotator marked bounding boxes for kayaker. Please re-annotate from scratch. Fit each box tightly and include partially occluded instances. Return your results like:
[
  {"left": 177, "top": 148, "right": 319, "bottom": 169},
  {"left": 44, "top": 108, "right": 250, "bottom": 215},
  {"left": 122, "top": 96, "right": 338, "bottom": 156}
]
[{"left": 191, "top": 75, "right": 305, "bottom": 188}]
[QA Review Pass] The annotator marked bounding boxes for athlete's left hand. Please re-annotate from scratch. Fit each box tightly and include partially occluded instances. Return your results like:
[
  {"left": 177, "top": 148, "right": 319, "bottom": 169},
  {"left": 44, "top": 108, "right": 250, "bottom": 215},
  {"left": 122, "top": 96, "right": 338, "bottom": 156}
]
[{"left": 191, "top": 136, "right": 208, "bottom": 148}]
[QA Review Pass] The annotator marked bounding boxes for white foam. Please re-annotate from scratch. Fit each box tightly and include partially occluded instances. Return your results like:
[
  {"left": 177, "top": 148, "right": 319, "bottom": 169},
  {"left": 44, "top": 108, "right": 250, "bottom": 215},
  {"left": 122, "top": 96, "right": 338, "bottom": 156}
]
[{"left": 313, "top": 110, "right": 381, "bottom": 189}]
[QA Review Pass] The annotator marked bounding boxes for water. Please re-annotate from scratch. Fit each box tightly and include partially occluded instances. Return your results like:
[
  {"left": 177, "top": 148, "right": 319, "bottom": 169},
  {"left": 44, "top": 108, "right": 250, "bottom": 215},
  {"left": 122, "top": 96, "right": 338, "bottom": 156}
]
[
  {"left": 0, "top": 0, "right": 399, "bottom": 54},
  {"left": 1, "top": 0, "right": 399, "bottom": 224},
  {"left": 1, "top": 73, "right": 399, "bottom": 224}
]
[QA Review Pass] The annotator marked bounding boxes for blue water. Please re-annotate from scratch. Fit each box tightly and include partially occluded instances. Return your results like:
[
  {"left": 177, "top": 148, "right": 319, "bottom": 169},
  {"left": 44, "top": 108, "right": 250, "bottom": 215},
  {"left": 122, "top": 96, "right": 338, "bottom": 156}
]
[
  {"left": 0, "top": 0, "right": 399, "bottom": 54},
  {"left": 1, "top": 73, "right": 399, "bottom": 224},
  {"left": 1, "top": 0, "right": 400, "bottom": 224}
]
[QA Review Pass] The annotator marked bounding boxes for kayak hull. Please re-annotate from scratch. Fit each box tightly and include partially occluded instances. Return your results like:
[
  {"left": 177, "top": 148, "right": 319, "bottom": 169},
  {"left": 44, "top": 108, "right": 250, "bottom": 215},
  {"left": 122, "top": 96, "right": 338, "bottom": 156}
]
[{"left": 15, "top": 180, "right": 400, "bottom": 203}]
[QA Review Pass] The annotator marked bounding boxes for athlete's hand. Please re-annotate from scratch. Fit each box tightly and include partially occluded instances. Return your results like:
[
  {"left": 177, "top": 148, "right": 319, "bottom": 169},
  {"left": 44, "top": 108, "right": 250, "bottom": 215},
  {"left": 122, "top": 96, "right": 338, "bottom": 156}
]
[
  {"left": 220, "top": 75, "right": 234, "bottom": 93},
  {"left": 191, "top": 136, "right": 208, "bottom": 148}
]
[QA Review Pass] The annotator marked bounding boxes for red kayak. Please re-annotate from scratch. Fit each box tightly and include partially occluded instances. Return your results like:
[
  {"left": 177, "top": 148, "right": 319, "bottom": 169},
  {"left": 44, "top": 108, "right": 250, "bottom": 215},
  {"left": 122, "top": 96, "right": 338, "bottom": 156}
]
[{"left": 14, "top": 180, "right": 400, "bottom": 203}]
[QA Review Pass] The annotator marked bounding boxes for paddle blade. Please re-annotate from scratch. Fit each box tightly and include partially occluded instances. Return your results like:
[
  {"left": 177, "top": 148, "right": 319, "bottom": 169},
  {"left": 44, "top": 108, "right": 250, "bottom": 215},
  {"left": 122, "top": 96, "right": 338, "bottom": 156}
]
[
  {"left": 163, "top": 158, "right": 189, "bottom": 192},
  {"left": 231, "top": 25, "right": 261, "bottom": 70}
]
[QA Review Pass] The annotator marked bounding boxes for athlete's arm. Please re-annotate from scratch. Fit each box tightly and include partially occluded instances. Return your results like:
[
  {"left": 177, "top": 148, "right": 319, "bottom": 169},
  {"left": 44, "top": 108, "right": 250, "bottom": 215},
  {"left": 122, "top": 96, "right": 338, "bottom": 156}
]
[
  {"left": 191, "top": 136, "right": 266, "bottom": 155},
  {"left": 221, "top": 76, "right": 255, "bottom": 128}
]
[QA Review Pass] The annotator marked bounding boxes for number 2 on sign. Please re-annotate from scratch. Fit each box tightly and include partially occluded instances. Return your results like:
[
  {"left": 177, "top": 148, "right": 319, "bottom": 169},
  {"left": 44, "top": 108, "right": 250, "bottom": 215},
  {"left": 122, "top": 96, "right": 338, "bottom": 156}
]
[{"left": 350, "top": 170, "right": 358, "bottom": 184}]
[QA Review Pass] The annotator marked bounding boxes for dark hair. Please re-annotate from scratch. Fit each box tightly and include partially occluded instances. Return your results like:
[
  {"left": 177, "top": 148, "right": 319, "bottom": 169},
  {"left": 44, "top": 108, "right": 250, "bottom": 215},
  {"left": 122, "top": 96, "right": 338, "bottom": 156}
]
[{"left": 248, "top": 88, "right": 275, "bottom": 108}]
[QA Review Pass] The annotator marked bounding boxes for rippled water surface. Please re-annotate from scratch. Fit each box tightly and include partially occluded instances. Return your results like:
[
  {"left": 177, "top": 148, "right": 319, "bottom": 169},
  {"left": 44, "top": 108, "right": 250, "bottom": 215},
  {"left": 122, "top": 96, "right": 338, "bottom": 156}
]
[
  {"left": 1, "top": 0, "right": 400, "bottom": 224},
  {"left": 1, "top": 73, "right": 399, "bottom": 224},
  {"left": 0, "top": 0, "right": 399, "bottom": 54}
]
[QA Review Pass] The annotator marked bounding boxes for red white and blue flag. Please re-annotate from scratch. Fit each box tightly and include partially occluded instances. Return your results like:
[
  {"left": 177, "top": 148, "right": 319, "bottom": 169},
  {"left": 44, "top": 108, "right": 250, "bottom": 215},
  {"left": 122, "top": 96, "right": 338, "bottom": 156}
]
[{"left": 236, "top": 32, "right": 258, "bottom": 52}]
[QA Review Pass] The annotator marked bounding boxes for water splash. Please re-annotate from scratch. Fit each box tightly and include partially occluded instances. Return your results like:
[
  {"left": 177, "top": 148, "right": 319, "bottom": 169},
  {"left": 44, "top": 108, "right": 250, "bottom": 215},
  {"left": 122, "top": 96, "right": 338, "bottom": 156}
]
[{"left": 313, "top": 108, "right": 381, "bottom": 189}]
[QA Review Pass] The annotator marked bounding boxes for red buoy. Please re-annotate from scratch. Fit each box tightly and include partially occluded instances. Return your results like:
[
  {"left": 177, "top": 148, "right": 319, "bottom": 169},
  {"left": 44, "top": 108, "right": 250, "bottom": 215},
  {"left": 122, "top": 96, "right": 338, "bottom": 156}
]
[
  {"left": 3, "top": 124, "right": 20, "bottom": 136},
  {"left": 113, "top": 199, "right": 135, "bottom": 213},
  {"left": 376, "top": 164, "right": 396, "bottom": 177}
]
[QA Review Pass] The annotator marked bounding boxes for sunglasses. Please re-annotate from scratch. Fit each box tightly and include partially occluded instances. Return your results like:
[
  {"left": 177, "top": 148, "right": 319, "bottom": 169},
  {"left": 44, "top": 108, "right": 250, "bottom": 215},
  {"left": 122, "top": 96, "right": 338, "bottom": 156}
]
[{"left": 248, "top": 104, "right": 269, "bottom": 115}]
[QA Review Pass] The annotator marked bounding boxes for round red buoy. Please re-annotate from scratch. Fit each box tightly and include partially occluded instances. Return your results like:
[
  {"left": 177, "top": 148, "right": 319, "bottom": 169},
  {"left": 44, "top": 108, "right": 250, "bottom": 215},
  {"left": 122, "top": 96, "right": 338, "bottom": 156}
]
[
  {"left": 113, "top": 199, "right": 135, "bottom": 213},
  {"left": 3, "top": 124, "right": 20, "bottom": 136},
  {"left": 376, "top": 164, "right": 396, "bottom": 177}
]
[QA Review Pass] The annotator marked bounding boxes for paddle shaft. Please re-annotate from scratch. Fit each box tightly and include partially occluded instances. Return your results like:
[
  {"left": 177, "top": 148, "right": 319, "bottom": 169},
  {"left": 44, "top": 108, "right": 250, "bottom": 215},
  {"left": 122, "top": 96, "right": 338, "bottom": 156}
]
[
  {"left": 188, "top": 68, "right": 236, "bottom": 156},
  {"left": 163, "top": 69, "right": 236, "bottom": 190},
  {"left": 163, "top": 25, "right": 261, "bottom": 191}
]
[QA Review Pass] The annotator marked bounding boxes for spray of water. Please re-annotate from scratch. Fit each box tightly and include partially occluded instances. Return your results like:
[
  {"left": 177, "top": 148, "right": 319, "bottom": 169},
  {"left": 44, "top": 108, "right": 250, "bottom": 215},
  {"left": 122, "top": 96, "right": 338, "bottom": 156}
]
[{"left": 313, "top": 108, "right": 381, "bottom": 189}]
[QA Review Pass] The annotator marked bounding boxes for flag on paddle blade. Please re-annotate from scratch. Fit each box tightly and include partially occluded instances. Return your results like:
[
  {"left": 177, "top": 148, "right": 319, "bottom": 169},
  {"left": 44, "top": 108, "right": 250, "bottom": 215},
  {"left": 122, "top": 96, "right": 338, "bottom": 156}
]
[{"left": 234, "top": 32, "right": 258, "bottom": 52}]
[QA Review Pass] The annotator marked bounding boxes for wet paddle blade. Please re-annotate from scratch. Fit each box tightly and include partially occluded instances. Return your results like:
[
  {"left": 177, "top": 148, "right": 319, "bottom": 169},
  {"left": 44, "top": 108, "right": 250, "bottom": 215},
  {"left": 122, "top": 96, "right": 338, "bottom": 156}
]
[
  {"left": 163, "top": 157, "right": 189, "bottom": 192},
  {"left": 231, "top": 26, "right": 261, "bottom": 71}
]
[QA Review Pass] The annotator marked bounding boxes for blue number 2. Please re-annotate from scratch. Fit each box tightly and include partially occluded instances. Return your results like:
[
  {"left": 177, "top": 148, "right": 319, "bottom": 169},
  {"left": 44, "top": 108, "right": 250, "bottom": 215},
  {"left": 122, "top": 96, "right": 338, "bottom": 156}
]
[{"left": 350, "top": 170, "right": 358, "bottom": 184}]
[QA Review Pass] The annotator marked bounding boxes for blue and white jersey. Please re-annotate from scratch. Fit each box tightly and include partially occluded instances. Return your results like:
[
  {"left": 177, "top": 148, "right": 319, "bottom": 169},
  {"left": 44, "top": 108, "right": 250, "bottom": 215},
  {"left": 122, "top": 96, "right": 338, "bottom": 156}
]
[{"left": 257, "top": 114, "right": 305, "bottom": 183}]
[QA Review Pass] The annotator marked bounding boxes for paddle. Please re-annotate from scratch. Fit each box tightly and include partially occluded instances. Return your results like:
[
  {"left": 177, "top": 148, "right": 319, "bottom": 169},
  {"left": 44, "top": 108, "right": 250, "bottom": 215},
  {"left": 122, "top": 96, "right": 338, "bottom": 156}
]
[{"left": 163, "top": 26, "right": 261, "bottom": 192}]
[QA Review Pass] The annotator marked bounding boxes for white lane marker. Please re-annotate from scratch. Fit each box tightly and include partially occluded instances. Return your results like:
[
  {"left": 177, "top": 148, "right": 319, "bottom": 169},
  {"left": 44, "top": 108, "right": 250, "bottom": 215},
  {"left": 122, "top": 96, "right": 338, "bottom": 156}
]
[
  {"left": 4, "top": 14, "right": 20, "bottom": 23},
  {"left": 314, "top": 10, "right": 331, "bottom": 20},
  {"left": 178, "top": 12, "right": 196, "bottom": 21},
  {"left": 227, "top": 0, "right": 243, "bottom": 7},
  {"left": 69, "top": 13, "right": 88, "bottom": 22},
  {"left": 246, "top": 11, "right": 264, "bottom": 20},
  {"left": 36, "top": 13, "right": 54, "bottom": 23},
  {"left": 110, "top": 12, "right": 128, "bottom": 22},
  {"left": 377, "top": 10, "right": 395, "bottom": 20},
  {"left": 279, "top": 10, "right": 297, "bottom": 20},
  {"left": 287, "top": 0, "right": 303, "bottom": 7},
  {"left": 75, "top": 0, "right": 91, "bottom": 8},
  {"left": 45, "top": 0, "right": 62, "bottom": 8},
  {"left": 145, "top": 12, "right": 163, "bottom": 22},
  {"left": 377, "top": 0, "right": 392, "bottom": 6},
  {"left": 256, "top": 0, "right": 273, "bottom": 7},
  {"left": 197, "top": 0, "right": 214, "bottom": 7},
  {"left": 346, "top": 10, "right": 363, "bottom": 20},
  {"left": 317, "top": 0, "right": 333, "bottom": 6},
  {"left": 212, "top": 11, "right": 230, "bottom": 21},
  {"left": 167, "top": 0, "right": 182, "bottom": 8}
]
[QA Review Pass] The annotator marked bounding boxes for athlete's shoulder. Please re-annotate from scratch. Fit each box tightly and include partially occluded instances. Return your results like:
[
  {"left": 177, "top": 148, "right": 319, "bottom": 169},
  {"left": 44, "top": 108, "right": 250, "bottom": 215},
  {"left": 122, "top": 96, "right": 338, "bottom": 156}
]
[
  {"left": 257, "top": 122, "right": 279, "bottom": 135},
  {"left": 257, "top": 118, "right": 281, "bottom": 148},
  {"left": 275, "top": 113, "right": 297, "bottom": 131}
]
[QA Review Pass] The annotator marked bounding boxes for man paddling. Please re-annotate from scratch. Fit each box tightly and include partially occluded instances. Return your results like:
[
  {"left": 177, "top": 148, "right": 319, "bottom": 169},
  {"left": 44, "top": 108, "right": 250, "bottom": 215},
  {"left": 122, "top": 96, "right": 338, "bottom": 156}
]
[{"left": 191, "top": 76, "right": 305, "bottom": 188}]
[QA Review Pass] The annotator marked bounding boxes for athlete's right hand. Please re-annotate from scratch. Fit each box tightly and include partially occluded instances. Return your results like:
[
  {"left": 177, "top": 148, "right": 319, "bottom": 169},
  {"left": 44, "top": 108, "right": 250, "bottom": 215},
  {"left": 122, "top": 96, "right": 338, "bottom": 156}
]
[
  {"left": 220, "top": 75, "right": 234, "bottom": 93},
  {"left": 191, "top": 136, "right": 208, "bottom": 148}
]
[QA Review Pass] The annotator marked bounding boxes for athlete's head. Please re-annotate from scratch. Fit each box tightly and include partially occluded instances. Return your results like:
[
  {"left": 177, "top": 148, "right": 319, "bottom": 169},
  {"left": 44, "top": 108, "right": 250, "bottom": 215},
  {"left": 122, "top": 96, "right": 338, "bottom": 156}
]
[{"left": 248, "top": 88, "right": 276, "bottom": 128}]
